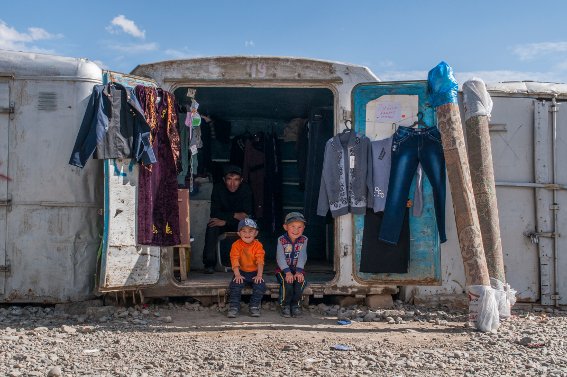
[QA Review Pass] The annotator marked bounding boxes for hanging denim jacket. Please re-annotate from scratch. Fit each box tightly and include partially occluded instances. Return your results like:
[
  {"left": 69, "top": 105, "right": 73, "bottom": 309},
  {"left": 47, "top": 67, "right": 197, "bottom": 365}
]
[{"left": 69, "top": 82, "right": 156, "bottom": 168}]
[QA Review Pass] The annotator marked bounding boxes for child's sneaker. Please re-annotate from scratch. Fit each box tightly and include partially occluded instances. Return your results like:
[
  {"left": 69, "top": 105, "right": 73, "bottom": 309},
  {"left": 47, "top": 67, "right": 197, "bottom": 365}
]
[
  {"left": 291, "top": 305, "right": 303, "bottom": 317},
  {"left": 249, "top": 307, "right": 261, "bottom": 317},
  {"left": 227, "top": 308, "right": 239, "bottom": 318},
  {"left": 280, "top": 305, "right": 291, "bottom": 318}
]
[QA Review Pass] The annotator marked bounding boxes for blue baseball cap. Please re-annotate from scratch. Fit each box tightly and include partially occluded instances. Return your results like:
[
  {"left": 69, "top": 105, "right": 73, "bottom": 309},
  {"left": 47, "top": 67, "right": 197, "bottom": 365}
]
[{"left": 238, "top": 218, "right": 258, "bottom": 231}]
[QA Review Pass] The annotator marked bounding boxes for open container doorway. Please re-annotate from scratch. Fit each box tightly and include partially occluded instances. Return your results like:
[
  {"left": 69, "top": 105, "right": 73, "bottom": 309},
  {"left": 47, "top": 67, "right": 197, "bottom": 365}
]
[{"left": 173, "top": 86, "right": 337, "bottom": 285}]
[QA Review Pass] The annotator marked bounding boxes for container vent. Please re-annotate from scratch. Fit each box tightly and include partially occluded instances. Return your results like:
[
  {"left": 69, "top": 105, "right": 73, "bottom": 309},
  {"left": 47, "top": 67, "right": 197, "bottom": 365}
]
[{"left": 38, "top": 91, "right": 57, "bottom": 111}]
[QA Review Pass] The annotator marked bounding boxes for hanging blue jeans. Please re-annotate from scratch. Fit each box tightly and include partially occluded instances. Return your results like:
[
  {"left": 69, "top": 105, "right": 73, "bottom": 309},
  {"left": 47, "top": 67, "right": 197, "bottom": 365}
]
[{"left": 378, "top": 126, "right": 447, "bottom": 245}]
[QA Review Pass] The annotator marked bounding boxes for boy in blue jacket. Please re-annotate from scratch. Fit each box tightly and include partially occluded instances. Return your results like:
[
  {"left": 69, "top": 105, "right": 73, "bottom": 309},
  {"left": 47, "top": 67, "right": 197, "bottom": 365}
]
[{"left": 275, "top": 212, "right": 308, "bottom": 318}]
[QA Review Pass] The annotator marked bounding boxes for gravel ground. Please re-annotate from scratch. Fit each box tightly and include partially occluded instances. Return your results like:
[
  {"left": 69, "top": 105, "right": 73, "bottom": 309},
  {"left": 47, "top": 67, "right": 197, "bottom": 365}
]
[{"left": 0, "top": 300, "right": 565, "bottom": 377}]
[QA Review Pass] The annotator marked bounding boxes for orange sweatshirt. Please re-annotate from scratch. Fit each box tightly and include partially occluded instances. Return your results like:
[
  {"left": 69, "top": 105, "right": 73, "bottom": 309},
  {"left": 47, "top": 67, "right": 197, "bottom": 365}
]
[{"left": 230, "top": 239, "right": 265, "bottom": 272}]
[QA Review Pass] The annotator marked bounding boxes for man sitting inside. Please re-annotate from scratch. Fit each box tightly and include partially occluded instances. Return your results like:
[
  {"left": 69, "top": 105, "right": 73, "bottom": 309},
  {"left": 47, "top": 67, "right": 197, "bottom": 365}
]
[{"left": 202, "top": 164, "right": 253, "bottom": 274}]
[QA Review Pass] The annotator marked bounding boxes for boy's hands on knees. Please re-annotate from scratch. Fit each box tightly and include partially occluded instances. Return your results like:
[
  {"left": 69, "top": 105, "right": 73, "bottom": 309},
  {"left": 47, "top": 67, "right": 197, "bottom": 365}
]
[
  {"left": 295, "top": 272, "right": 304, "bottom": 283},
  {"left": 253, "top": 274, "right": 264, "bottom": 284},
  {"left": 233, "top": 273, "right": 244, "bottom": 284},
  {"left": 285, "top": 272, "right": 294, "bottom": 284}
]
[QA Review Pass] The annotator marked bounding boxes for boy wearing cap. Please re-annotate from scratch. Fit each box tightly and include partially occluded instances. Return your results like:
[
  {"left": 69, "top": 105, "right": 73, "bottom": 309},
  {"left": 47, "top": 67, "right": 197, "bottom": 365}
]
[
  {"left": 276, "top": 212, "right": 308, "bottom": 318},
  {"left": 227, "top": 218, "right": 266, "bottom": 318}
]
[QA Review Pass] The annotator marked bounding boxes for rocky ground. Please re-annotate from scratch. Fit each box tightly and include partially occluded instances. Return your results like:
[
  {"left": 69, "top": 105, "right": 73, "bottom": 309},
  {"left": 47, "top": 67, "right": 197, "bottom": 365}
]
[{"left": 0, "top": 300, "right": 565, "bottom": 377}]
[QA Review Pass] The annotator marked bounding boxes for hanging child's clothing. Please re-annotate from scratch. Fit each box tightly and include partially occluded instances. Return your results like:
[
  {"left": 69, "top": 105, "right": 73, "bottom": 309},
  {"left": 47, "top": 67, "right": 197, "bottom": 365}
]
[
  {"left": 243, "top": 134, "right": 266, "bottom": 220},
  {"left": 368, "top": 136, "right": 424, "bottom": 215},
  {"left": 317, "top": 130, "right": 372, "bottom": 218},
  {"left": 69, "top": 82, "right": 156, "bottom": 168}
]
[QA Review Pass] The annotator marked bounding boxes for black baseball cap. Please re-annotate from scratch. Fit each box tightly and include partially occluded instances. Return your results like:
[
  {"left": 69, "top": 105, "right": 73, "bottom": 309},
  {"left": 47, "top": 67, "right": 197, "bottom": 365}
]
[
  {"left": 223, "top": 164, "right": 242, "bottom": 177},
  {"left": 284, "top": 212, "right": 306, "bottom": 224}
]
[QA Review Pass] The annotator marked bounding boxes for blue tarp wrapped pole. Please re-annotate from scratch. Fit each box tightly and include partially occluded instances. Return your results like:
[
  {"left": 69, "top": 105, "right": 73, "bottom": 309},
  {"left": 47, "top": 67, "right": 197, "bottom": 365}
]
[{"left": 427, "top": 62, "right": 498, "bottom": 332}]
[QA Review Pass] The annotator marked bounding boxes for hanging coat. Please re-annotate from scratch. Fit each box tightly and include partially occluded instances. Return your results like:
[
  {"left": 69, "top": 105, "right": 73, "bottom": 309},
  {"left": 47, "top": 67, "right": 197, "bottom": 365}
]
[{"left": 136, "top": 86, "right": 181, "bottom": 246}]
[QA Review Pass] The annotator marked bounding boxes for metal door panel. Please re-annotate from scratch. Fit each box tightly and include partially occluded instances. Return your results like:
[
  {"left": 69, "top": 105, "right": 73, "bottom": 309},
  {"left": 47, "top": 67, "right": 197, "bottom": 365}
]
[
  {"left": 99, "top": 71, "right": 160, "bottom": 290},
  {"left": 554, "top": 102, "right": 567, "bottom": 305},
  {"left": 491, "top": 97, "right": 539, "bottom": 302},
  {"left": 0, "top": 79, "right": 10, "bottom": 294},
  {"left": 351, "top": 81, "right": 441, "bottom": 285},
  {"left": 534, "top": 100, "right": 553, "bottom": 304},
  {"left": 100, "top": 159, "right": 160, "bottom": 289}
]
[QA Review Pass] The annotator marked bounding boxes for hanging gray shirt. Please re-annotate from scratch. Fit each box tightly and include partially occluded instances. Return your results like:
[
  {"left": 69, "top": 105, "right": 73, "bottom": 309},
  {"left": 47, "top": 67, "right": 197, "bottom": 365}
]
[{"left": 368, "top": 137, "right": 423, "bottom": 216}]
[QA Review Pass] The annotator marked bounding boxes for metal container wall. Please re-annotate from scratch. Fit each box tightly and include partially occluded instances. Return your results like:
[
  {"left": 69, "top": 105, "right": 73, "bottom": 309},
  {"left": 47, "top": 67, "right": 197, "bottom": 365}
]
[
  {"left": 411, "top": 92, "right": 567, "bottom": 305},
  {"left": 0, "top": 51, "right": 103, "bottom": 302}
]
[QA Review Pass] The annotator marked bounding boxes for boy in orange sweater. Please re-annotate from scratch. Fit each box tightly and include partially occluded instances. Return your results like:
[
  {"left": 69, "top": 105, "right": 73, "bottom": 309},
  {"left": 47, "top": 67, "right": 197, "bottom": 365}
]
[{"left": 227, "top": 218, "right": 266, "bottom": 318}]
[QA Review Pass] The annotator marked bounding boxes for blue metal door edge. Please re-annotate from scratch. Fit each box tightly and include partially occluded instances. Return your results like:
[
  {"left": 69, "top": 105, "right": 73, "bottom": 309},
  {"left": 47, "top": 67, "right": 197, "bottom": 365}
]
[
  {"left": 350, "top": 81, "right": 441, "bottom": 285},
  {"left": 99, "top": 160, "right": 110, "bottom": 287}
]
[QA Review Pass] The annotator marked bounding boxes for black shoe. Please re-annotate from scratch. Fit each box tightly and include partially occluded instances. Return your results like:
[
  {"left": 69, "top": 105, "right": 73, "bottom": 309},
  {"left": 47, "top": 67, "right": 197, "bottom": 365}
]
[
  {"left": 203, "top": 266, "right": 215, "bottom": 274},
  {"left": 291, "top": 305, "right": 303, "bottom": 317},
  {"left": 249, "top": 307, "right": 261, "bottom": 317},
  {"left": 227, "top": 308, "right": 239, "bottom": 318},
  {"left": 280, "top": 306, "right": 291, "bottom": 318}
]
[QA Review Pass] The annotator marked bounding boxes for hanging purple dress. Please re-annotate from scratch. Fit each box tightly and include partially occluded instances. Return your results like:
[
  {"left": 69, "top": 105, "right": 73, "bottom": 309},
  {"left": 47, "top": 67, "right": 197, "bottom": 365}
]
[{"left": 136, "top": 86, "right": 181, "bottom": 246}]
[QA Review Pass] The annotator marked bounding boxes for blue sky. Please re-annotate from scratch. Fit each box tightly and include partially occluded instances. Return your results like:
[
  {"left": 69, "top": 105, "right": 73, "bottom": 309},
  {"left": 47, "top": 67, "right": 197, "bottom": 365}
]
[{"left": 2, "top": 0, "right": 567, "bottom": 84}]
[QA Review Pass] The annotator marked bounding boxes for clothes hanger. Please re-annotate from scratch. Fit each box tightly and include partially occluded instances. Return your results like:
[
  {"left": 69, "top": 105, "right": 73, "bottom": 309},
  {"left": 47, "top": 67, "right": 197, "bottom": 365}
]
[
  {"left": 411, "top": 112, "right": 426, "bottom": 128},
  {"left": 341, "top": 119, "right": 352, "bottom": 134}
]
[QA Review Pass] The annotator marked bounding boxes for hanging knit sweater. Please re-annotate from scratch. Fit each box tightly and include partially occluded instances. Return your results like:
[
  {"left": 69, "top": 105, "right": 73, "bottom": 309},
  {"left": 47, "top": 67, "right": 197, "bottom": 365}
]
[{"left": 317, "top": 131, "right": 372, "bottom": 218}]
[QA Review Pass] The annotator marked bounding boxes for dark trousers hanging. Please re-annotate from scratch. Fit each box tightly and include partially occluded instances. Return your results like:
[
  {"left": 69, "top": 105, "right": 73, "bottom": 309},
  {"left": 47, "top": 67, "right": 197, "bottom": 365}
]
[
  {"left": 304, "top": 107, "right": 333, "bottom": 260},
  {"left": 360, "top": 208, "right": 410, "bottom": 273},
  {"left": 379, "top": 126, "right": 446, "bottom": 245}
]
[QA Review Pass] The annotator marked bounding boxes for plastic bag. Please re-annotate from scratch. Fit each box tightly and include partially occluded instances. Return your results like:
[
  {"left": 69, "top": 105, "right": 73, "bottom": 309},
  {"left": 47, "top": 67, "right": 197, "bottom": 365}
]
[
  {"left": 490, "top": 277, "right": 517, "bottom": 320},
  {"left": 427, "top": 61, "right": 458, "bottom": 107},
  {"left": 463, "top": 79, "right": 493, "bottom": 122},
  {"left": 331, "top": 344, "right": 353, "bottom": 351},
  {"left": 468, "top": 285, "right": 500, "bottom": 332}
]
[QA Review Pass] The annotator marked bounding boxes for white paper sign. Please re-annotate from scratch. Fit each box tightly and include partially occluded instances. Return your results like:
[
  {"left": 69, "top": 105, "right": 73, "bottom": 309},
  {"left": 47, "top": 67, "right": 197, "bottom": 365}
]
[
  {"left": 376, "top": 102, "right": 401, "bottom": 123},
  {"left": 365, "top": 95, "right": 419, "bottom": 141}
]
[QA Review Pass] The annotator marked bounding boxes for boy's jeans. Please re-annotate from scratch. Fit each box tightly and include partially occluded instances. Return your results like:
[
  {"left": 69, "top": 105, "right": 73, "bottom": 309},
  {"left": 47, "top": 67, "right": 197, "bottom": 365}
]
[
  {"left": 378, "top": 126, "right": 447, "bottom": 245},
  {"left": 276, "top": 272, "right": 306, "bottom": 307},
  {"left": 228, "top": 271, "right": 266, "bottom": 310}
]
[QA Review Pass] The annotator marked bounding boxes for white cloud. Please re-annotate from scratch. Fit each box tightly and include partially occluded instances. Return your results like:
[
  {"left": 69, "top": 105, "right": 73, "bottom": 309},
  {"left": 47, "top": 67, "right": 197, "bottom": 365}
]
[
  {"left": 106, "top": 15, "right": 145, "bottom": 39},
  {"left": 245, "top": 40, "right": 255, "bottom": 48},
  {"left": 512, "top": 41, "right": 567, "bottom": 61},
  {"left": 108, "top": 42, "right": 158, "bottom": 53},
  {"left": 0, "top": 20, "right": 62, "bottom": 52}
]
